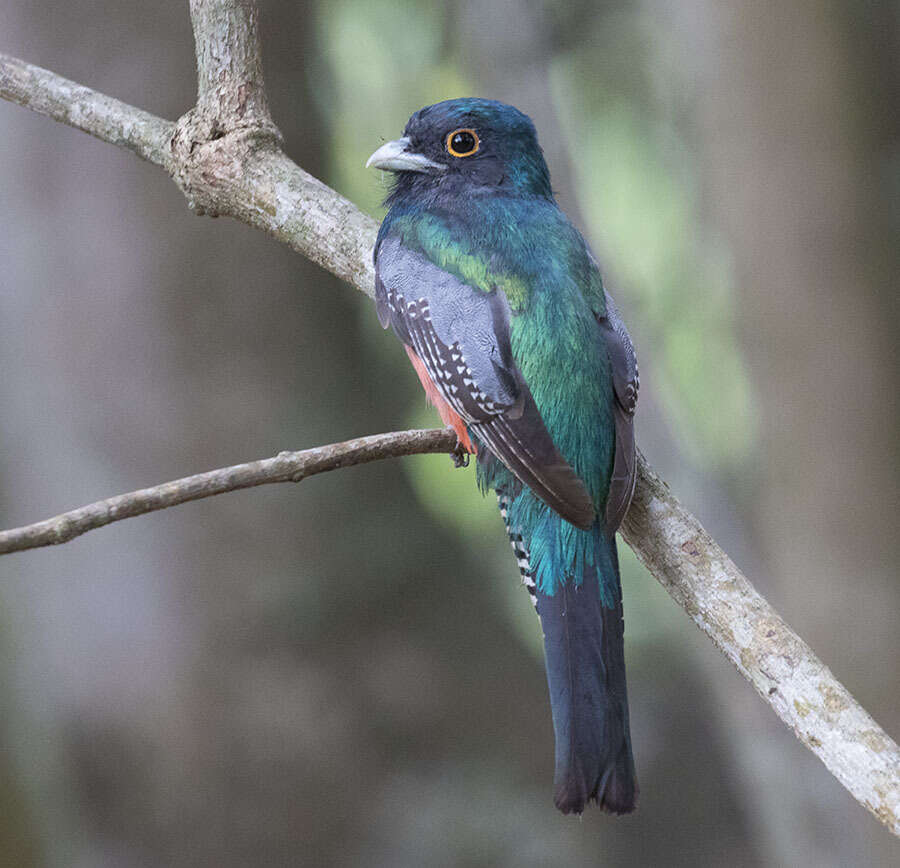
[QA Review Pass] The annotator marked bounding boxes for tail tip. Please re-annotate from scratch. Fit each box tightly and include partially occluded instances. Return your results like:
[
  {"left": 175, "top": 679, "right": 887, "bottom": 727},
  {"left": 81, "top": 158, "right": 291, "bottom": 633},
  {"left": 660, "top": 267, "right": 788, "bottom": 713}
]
[{"left": 553, "top": 767, "right": 638, "bottom": 816}]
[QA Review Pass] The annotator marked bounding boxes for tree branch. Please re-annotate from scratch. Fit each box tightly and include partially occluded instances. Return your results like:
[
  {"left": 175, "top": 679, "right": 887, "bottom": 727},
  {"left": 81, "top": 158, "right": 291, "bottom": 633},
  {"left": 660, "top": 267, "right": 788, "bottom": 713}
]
[
  {"left": 621, "top": 455, "right": 900, "bottom": 835},
  {"left": 190, "top": 0, "right": 273, "bottom": 126},
  {"left": 0, "top": 0, "right": 897, "bottom": 836},
  {"left": 0, "top": 42, "right": 378, "bottom": 294},
  {"left": 0, "top": 53, "right": 174, "bottom": 167},
  {"left": 0, "top": 429, "right": 457, "bottom": 555}
]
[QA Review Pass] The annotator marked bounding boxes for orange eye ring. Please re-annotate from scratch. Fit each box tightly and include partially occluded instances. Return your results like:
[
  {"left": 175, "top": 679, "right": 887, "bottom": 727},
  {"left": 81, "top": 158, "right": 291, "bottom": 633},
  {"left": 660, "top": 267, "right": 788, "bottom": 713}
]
[{"left": 446, "top": 128, "right": 480, "bottom": 158}]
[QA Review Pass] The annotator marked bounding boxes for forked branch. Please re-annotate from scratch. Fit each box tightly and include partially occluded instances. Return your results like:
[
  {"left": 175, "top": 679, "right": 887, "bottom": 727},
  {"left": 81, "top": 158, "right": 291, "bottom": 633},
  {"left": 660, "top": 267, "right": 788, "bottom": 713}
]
[{"left": 0, "top": 0, "right": 897, "bottom": 836}]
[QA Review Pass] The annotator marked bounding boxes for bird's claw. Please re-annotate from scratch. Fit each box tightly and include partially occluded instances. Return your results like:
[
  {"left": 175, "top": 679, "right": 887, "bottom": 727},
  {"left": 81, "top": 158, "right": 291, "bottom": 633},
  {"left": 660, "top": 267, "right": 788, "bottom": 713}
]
[{"left": 451, "top": 439, "right": 471, "bottom": 468}]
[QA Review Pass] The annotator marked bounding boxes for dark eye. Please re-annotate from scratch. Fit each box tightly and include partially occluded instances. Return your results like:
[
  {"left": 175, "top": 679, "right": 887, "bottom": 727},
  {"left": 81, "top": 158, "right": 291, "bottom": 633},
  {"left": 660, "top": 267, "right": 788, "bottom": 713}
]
[{"left": 446, "top": 128, "right": 480, "bottom": 158}]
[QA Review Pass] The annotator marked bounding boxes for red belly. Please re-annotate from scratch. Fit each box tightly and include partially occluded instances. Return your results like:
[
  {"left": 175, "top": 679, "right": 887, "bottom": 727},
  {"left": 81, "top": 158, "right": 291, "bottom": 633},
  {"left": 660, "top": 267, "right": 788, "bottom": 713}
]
[{"left": 405, "top": 346, "right": 476, "bottom": 454}]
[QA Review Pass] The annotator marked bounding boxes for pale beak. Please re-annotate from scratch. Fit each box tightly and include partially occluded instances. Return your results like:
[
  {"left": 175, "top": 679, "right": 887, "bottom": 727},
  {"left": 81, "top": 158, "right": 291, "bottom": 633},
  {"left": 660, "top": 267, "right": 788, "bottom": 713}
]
[{"left": 365, "top": 137, "right": 446, "bottom": 173}]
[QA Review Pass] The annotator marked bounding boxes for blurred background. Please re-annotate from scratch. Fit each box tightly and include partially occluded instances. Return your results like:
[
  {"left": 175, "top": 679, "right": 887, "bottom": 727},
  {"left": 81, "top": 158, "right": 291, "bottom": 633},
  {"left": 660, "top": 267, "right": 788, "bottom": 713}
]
[{"left": 1, "top": 1, "right": 898, "bottom": 865}]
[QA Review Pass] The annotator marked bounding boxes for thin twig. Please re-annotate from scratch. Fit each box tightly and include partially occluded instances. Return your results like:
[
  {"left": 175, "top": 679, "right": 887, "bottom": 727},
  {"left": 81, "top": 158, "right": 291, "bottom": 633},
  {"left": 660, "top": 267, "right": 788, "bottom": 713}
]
[
  {"left": 0, "top": 429, "right": 457, "bottom": 555},
  {"left": 0, "top": 2, "right": 898, "bottom": 835}
]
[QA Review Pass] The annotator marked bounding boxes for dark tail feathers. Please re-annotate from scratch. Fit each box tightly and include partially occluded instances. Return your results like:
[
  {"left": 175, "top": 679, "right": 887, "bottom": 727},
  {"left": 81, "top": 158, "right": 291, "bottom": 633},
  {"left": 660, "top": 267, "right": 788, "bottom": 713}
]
[{"left": 535, "top": 534, "right": 637, "bottom": 815}]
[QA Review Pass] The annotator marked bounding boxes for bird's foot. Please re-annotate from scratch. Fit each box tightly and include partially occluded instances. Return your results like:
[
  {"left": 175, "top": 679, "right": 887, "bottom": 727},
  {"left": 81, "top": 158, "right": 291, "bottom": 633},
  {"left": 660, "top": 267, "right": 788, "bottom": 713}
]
[{"left": 451, "top": 439, "right": 471, "bottom": 468}]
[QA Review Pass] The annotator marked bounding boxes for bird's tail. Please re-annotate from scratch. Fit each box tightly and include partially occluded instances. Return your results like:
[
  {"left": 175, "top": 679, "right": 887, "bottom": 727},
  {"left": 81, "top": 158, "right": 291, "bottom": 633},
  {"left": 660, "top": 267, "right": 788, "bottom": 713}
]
[{"left": 535, "top": 531, "right": 637, "bottom": 815}]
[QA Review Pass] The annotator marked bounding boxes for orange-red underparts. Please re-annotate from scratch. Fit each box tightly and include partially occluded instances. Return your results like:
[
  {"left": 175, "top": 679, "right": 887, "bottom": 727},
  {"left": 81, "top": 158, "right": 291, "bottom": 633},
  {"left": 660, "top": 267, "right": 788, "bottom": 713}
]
[{"left": 405, "top": 345, "right": 476, "bottom": 454}]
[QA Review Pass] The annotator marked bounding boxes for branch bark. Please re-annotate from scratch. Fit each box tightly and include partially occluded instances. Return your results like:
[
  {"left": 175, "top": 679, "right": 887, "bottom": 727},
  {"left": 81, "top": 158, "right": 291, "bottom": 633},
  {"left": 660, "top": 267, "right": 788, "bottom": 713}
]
[
  {"left": 0, "top": 429, "right": 457, "bottom": 555},
  {"left": 190, "top": 0, "right": 272, "bottom": 125},
  {"left": 620, "top": 456, "right": 900, "bottom": 835},
  {"left": 0, "top": 53, "right": 174, "bottom": 166},
  {"left": 0, "top": 0, "right": 897, "bottom": 836}
]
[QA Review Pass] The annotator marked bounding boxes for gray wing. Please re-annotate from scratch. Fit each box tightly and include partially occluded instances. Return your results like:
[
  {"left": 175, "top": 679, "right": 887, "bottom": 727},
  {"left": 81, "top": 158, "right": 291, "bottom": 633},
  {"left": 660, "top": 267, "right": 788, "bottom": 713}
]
[
  {"left": 375, "top": 235, "right": 595, "bottom": 530},
  {"left": 597, "top": 289, "right": 639, "bottom": 532}
]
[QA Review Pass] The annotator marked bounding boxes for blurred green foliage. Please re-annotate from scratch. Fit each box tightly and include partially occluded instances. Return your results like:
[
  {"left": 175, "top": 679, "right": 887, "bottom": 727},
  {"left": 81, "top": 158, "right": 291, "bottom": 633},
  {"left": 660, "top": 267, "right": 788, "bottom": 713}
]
[{"left": 551, "top": 20, "right": 757, "bottom": 468}]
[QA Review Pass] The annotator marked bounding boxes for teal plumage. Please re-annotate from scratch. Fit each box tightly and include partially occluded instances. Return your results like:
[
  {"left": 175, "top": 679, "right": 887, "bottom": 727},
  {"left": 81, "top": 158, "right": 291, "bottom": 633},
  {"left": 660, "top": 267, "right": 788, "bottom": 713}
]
[{"left": 369, "top": 99, "right": 638, "bottom": 814}]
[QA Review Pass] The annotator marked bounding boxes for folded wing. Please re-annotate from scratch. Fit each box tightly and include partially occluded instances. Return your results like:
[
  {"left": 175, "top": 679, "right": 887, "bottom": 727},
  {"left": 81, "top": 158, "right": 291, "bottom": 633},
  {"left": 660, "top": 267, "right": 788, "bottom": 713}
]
[
  {"left": 376, "top": 235, "right": 595, "bottom": 530},
  {"left": 596, "top": 288, "right": 639, "bottom": 533}
]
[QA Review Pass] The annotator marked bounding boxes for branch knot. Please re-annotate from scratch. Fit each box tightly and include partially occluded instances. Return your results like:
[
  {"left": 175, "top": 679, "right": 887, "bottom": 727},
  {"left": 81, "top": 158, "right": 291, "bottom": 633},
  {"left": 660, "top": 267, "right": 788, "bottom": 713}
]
[{"left": 170, "top": 105, "right": 282, "bottom": 215}]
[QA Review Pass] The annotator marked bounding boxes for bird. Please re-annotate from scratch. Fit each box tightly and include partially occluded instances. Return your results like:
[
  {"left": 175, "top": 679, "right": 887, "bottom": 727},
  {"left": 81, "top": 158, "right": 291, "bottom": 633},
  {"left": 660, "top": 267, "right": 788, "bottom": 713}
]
[{"left": 366, "top": 99, "right": 639, "bottom": 815}]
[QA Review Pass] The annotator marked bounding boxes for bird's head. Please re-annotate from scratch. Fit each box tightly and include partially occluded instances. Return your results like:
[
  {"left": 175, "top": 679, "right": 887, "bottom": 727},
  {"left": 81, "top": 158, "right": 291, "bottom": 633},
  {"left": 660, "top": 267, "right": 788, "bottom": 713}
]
[{"left": 366, "top": 98, "right": 553, "bottom": 203}]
